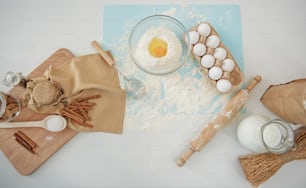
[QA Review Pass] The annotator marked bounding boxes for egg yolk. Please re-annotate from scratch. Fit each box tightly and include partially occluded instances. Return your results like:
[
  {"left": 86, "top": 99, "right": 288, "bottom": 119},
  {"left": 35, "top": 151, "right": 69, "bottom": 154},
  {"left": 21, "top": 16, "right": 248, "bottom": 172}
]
[{"left": 148, "top": 38, "right": 168, "bottom": 58}]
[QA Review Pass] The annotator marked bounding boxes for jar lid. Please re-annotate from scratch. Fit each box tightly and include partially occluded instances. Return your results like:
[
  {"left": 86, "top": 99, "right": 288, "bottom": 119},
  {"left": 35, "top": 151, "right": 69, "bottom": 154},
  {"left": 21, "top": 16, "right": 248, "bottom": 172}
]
[{"left": 0, "top": 93, "right": 7, "bottom": 117}]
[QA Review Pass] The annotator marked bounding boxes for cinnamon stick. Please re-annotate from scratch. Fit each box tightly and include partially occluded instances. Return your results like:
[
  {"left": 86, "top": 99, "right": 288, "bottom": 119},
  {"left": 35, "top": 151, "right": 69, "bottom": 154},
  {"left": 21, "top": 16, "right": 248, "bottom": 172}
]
[
  {"left": 76, "top": 94, "right": 101, "bottom": 102},
  {"left": 15, "top": 130, "right": 37, "bottom": 148},
  {"left": 67, "top": 105, "right": 78, "bottom": 111},
  {"left": 77, "top": 101, "right": 96, "bottom": 107},
  {"left": 71, "top": 119, "right": 94, "bottom": 128},
  {"left": 14, "top": 130, "right": 37, "bottom": 154},
  {"left": 75, "top": 102, "right": 90, "bottom": 121},
  {"left": 62, "top": 108, "right": 85, "bottom": 121},
  {"left": 15, "top": 136, "right": 35, "bottom": 154},
  {"left": 82, "top": 122, "right": 94, "bottom": 128},
  {"left": 61, "top": 109, "right": 84, "bottom": 123},
  {"left": 60, "top": 94, "right": 101, "bottom": 129}
]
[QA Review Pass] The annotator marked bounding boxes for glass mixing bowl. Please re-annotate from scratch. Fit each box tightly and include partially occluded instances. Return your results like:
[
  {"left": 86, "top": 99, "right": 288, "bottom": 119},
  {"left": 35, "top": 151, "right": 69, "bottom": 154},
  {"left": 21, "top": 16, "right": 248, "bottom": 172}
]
[{"left": 128, "top": 15, "right": 191, "bottom": 75}]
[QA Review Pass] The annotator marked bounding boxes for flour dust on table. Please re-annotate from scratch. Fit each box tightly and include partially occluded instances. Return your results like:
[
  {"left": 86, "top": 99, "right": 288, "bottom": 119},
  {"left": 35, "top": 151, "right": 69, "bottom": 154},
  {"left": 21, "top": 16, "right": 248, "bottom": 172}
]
[{"left": 121, "top": 55, "right": 232, "bottom": 131}]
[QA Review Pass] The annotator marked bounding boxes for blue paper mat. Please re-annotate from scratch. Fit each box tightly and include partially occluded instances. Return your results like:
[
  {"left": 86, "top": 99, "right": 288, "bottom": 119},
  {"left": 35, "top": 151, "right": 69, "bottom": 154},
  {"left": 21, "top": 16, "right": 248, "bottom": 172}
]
[{"left": 103, "top": 5, "right": 243, "bottom": 116}]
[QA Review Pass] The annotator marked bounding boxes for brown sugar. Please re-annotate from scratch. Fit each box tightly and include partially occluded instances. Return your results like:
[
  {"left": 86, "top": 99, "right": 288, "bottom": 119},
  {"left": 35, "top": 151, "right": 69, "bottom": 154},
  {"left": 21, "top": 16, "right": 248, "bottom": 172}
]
[{"left": 32, "top": 80, "right": 60, "bottom": 105}]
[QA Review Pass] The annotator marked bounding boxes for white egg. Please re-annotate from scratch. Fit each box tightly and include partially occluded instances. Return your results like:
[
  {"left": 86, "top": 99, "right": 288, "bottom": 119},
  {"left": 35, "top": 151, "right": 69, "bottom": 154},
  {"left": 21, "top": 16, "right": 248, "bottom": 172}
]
[
  {"left": 193, "top": 43, "right": 206, "bottom": 57},
  {"left": 216, "top": 79, "right": 232, "bottom": 93},
  {"left": 197, "top": 23, "right": 211, "bottom": 36},
  {"left": 213, "top": 47, "right": 227, "bottom": 60},
  {"left": 200, "top": 55, "right": 215, "bottom": 68},
  {"left": 188, "top": 31, "right": 200, "bottom": 45},
  {"left": 222, "top": 59, "right": 235, "bottom": 72},
  {"left": 208, "top": 66, "right": 223, "bottom": 80},
  {"left": 206, "top": 35, "right": 220, "bottom": 48}
]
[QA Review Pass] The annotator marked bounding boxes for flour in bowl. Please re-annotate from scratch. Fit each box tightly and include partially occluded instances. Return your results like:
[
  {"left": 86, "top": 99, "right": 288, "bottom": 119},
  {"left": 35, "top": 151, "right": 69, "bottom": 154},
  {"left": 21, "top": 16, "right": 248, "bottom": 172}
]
[{"left": 133, "top": 27, "right": 182, "bottom": 72}]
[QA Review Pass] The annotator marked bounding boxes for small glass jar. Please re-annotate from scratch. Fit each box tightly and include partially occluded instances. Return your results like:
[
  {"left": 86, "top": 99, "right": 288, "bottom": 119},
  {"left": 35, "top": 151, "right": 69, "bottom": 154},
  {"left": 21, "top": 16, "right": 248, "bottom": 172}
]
[
  {"left": 0, "top": 92, "right": 21, "bottom": 122},
  {"left": 2, "top": 71, "right": 26, "bottom": 87},
  {"left": 260, "top": 119, "right": 295, "bottom": 154}
]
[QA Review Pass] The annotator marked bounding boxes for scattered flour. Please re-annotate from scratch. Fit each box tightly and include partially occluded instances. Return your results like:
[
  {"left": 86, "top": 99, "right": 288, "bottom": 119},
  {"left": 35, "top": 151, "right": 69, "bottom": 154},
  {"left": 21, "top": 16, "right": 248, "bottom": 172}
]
[
  {"left": 46, "top": 135, "right": 54, "bottom": 141},
  {"left": 121, "top": 55, "right": 230, "bottom": 130},
  {"left": 106, "top": 6, "right": 234, "bottom": 131}
]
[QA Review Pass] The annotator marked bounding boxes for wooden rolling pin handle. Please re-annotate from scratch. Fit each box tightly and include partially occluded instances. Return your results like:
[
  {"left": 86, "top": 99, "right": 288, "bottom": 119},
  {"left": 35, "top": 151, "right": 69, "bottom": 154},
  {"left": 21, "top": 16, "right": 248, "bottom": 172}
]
[
  {"left": 246, "top": 75, "right": 262, "bottom": 92},
  {"left": 91, "top": 40, "right": 115, "bottom": 67},
  {"left": 177, "top": 148, "right": 195, "bottom": 167}
]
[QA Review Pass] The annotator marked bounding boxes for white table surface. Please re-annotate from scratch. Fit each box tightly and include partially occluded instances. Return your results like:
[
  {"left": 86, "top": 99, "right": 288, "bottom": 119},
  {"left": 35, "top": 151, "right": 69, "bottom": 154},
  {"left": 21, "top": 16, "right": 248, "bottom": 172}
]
[{"left": 0, "top": 0, "right": 305, "bottom": 187}]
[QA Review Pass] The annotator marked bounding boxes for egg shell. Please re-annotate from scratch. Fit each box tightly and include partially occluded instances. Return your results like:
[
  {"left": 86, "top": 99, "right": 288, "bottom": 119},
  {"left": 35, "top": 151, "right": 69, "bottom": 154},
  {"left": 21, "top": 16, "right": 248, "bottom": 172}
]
[
  {"left": 188, "top": 31, "right": 200, "bottom": 45},
  {"left": 208, "top": 66, "right": 223, "bottom": 80},
  {"left": 193, "top": 43, "right": 206, "bottom": 57},
  {"left": 206, "top": 35, "right": 220, "bottom": 48},
  {"left": 197, "top": 23, "right": 211, "bottom": 36},
  {"left": 216, "top": 79, "right": 232, "bottom": 93},
  {"left": 222, "top": 59, "right": 235, "bottom": 72},
  {"left": 200, "top": 55, "right": 215, "bottom": 68},
  {"left": 213, "top": 47, "right": 227, "bottom": 60}
]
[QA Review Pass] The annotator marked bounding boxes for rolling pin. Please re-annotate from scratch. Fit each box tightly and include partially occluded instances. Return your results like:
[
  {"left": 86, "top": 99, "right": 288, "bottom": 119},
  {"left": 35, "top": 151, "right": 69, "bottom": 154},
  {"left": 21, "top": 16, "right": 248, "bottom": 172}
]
[{"left": 177, "top": 75, "right": 262, "bottom": 167}]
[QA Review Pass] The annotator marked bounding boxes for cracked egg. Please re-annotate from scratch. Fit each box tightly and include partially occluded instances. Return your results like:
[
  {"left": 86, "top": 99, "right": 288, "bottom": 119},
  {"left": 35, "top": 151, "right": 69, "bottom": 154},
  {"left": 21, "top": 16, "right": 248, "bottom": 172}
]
[{"left": 129, "top": 15, "right": 191, "bottom": 75}]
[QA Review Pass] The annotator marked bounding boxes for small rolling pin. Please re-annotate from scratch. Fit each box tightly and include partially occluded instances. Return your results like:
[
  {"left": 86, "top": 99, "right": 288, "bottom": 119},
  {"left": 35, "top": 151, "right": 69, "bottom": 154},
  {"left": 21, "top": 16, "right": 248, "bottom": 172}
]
[{"left": 177, "top": 75, "right": 262, "bottom": 167}]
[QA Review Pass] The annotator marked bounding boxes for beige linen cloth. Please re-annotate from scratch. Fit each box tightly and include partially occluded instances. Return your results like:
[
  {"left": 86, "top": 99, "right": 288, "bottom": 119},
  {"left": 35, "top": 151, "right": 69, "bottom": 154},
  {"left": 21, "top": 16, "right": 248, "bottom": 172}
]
[{"left": 45, "top": 53, "right": 126, "bottom": 133}]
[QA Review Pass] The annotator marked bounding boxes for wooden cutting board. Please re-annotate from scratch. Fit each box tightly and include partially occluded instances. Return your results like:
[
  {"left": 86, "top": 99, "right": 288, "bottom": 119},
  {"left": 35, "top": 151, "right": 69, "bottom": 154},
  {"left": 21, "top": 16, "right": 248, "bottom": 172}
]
[{"left": 0, "top": 48, "right": 78, "bottom": 175}]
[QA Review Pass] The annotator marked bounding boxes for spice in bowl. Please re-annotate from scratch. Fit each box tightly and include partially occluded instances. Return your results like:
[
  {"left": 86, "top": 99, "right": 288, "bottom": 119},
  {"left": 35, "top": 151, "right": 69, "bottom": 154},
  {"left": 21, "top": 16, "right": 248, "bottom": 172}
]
[{"left": 0, "top": 92, "right": 21, "bottom": 122}]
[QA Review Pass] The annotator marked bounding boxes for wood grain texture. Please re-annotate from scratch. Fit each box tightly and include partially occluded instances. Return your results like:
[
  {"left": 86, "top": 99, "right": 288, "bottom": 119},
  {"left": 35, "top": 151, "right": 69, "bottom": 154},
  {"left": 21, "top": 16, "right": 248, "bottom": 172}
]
[{"left": 0, "top": 48, "right": 78, "bottom": 176}]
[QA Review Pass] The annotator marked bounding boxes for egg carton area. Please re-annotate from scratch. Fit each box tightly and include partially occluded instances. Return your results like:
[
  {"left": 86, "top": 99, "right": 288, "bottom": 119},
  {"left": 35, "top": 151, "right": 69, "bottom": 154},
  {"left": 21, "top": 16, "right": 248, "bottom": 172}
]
[{"left": 189, "top": 22, "right": 244, "bottom": 93}]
